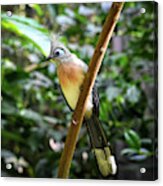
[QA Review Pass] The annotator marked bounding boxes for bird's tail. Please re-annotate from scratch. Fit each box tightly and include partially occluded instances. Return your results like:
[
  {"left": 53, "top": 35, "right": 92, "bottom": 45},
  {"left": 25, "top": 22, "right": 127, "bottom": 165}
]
[{"left": 85, "top": 113, "right": 117, "bottom": 177}]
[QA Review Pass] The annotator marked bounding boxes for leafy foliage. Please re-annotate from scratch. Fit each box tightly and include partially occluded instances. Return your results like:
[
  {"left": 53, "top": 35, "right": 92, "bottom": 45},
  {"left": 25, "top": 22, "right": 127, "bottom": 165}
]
[{"left": 1, "top": 2, "right": 157, "bottom": 179}]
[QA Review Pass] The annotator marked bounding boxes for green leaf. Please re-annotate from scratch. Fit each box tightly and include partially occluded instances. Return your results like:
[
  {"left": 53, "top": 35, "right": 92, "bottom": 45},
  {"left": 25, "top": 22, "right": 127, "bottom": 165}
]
[
  {"left": 30, "top": 5, "right": 44, "bottom": 16},
  {"left": 121, "top": 147, "right": 151, "bottom": 162},
  {"left": 2, "top": 14, "right": 47, "bottom": 32},
  {"left": 43, "top": 116, "right": 59, "bottom": 125},
  {"left": 125, "top": 86, "right": 140, "bottom": 104},
  {"left": 124, "top": 129, "right": 141, "bottom": 150},
  {"left": 2, "top": 130, "right": 26, "bottom": 144},
  {"left": 1, "top": 14, "right": 50, "bottom": 56},
  {"left": 141, "top": 138, "right": 152, "bottom": 144},
  {"left": 106, "top": 86, "right": 122, "bottom": 101},
  {"left": 121, "top": 148, "right": 138, "bottom": 156},
  {"left": 1, "top": 100, "right": 18, "bottom": 115},
  {"left": 19, "top": 109, "right": 44, "bottom": 124}
]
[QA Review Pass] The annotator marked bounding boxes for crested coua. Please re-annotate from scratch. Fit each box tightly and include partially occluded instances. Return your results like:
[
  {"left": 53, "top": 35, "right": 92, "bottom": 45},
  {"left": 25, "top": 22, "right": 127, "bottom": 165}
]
[{"left": 46, "top": 37, "right": 117, "bottom": 177}]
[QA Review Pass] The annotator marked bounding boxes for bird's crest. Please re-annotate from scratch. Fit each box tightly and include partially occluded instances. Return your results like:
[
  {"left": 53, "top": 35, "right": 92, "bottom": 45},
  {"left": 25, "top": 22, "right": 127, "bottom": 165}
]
[{"left": 50, "top": 34, "right": 66, "bottom": 51}]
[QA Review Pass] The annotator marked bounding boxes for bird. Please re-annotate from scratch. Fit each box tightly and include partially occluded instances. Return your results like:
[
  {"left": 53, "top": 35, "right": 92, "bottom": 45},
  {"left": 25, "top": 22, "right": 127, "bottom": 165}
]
[{"left": 45, "top": 37, "right": 117, "bottom": 177}]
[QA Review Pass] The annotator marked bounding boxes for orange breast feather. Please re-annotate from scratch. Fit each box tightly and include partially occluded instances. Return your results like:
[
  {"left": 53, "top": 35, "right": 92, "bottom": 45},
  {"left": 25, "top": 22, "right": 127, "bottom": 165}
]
[
  {"left": 57, "top": 62, "right": 85, "bottom": 88},
  {"left": 57, "top": 62, "right": 93, "bottom": 112}
]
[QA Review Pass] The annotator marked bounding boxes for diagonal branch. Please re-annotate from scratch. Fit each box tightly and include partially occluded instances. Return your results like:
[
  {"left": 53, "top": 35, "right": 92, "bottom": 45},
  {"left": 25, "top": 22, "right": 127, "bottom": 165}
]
[{"left": 57, "top": 2, "right": 124, "bottom": 178}]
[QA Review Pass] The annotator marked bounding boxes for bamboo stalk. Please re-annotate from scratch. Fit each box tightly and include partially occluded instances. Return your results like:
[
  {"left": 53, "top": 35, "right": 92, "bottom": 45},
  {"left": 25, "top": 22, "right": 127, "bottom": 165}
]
[{"left": 57, "top": 2, "right": 124, "bottom": 178}]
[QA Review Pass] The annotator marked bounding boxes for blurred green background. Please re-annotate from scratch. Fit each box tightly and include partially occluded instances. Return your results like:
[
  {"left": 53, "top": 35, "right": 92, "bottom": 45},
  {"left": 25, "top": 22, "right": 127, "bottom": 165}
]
[{"left": 1, "top": 2, "right": 157, "bottom": 180}]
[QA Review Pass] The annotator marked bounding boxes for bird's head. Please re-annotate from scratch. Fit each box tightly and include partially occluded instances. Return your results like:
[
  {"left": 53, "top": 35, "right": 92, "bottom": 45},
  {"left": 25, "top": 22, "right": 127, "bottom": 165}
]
[{"left": 46, "top": 36, "right": 71, "bottom": 64}]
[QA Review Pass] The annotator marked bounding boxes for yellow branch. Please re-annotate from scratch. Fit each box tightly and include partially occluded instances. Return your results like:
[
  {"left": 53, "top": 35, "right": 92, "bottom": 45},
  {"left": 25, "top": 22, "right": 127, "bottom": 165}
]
[
  {"left": 57, "top": 2, "right": 124, "bottom": 178},
  {"left": 24, "top": 61, "right": 49, "bottom": 72}
]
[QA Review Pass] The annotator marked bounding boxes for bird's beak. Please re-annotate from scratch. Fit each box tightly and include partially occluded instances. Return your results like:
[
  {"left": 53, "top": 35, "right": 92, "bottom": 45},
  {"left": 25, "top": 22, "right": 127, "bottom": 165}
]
[{"left": 45, "top": 55, "right": 53, "bottom": 61}]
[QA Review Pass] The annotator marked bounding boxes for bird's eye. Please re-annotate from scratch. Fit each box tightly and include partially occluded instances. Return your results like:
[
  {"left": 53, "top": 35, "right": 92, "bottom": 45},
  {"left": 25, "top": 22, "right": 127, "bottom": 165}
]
[{"left": 54, "top": 48, "right": 65, "bottom": 57}]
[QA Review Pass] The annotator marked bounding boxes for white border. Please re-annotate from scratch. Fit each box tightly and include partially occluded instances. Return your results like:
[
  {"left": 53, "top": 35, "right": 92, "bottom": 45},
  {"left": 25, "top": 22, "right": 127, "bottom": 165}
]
[
  {"left": 0, "top": 0, "right": 157, "bottom": 5},
  {"left": 1, "top": 0, "right": 162, "bottom": 186}
]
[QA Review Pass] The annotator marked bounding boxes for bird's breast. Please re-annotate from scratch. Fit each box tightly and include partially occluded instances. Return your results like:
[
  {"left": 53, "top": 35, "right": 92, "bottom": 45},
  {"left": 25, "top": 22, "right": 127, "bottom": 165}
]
[
  {"left": 57, "top": 63, "right": 85, "bottom": 110},
  {"left": 57, "top": 62, "right": 93, "bottom": 115},
  {"left": 57, "top": 62, "right": 84, "bottom": 87}
]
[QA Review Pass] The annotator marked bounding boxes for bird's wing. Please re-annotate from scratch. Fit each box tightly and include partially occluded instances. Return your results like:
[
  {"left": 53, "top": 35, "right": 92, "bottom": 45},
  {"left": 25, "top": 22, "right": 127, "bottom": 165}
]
[
  {"left": 71, "top": 54, "right": 88, "bottom": 73},
  {"left": 92, "top": 83, "right": 100, "bottom": 117}
]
